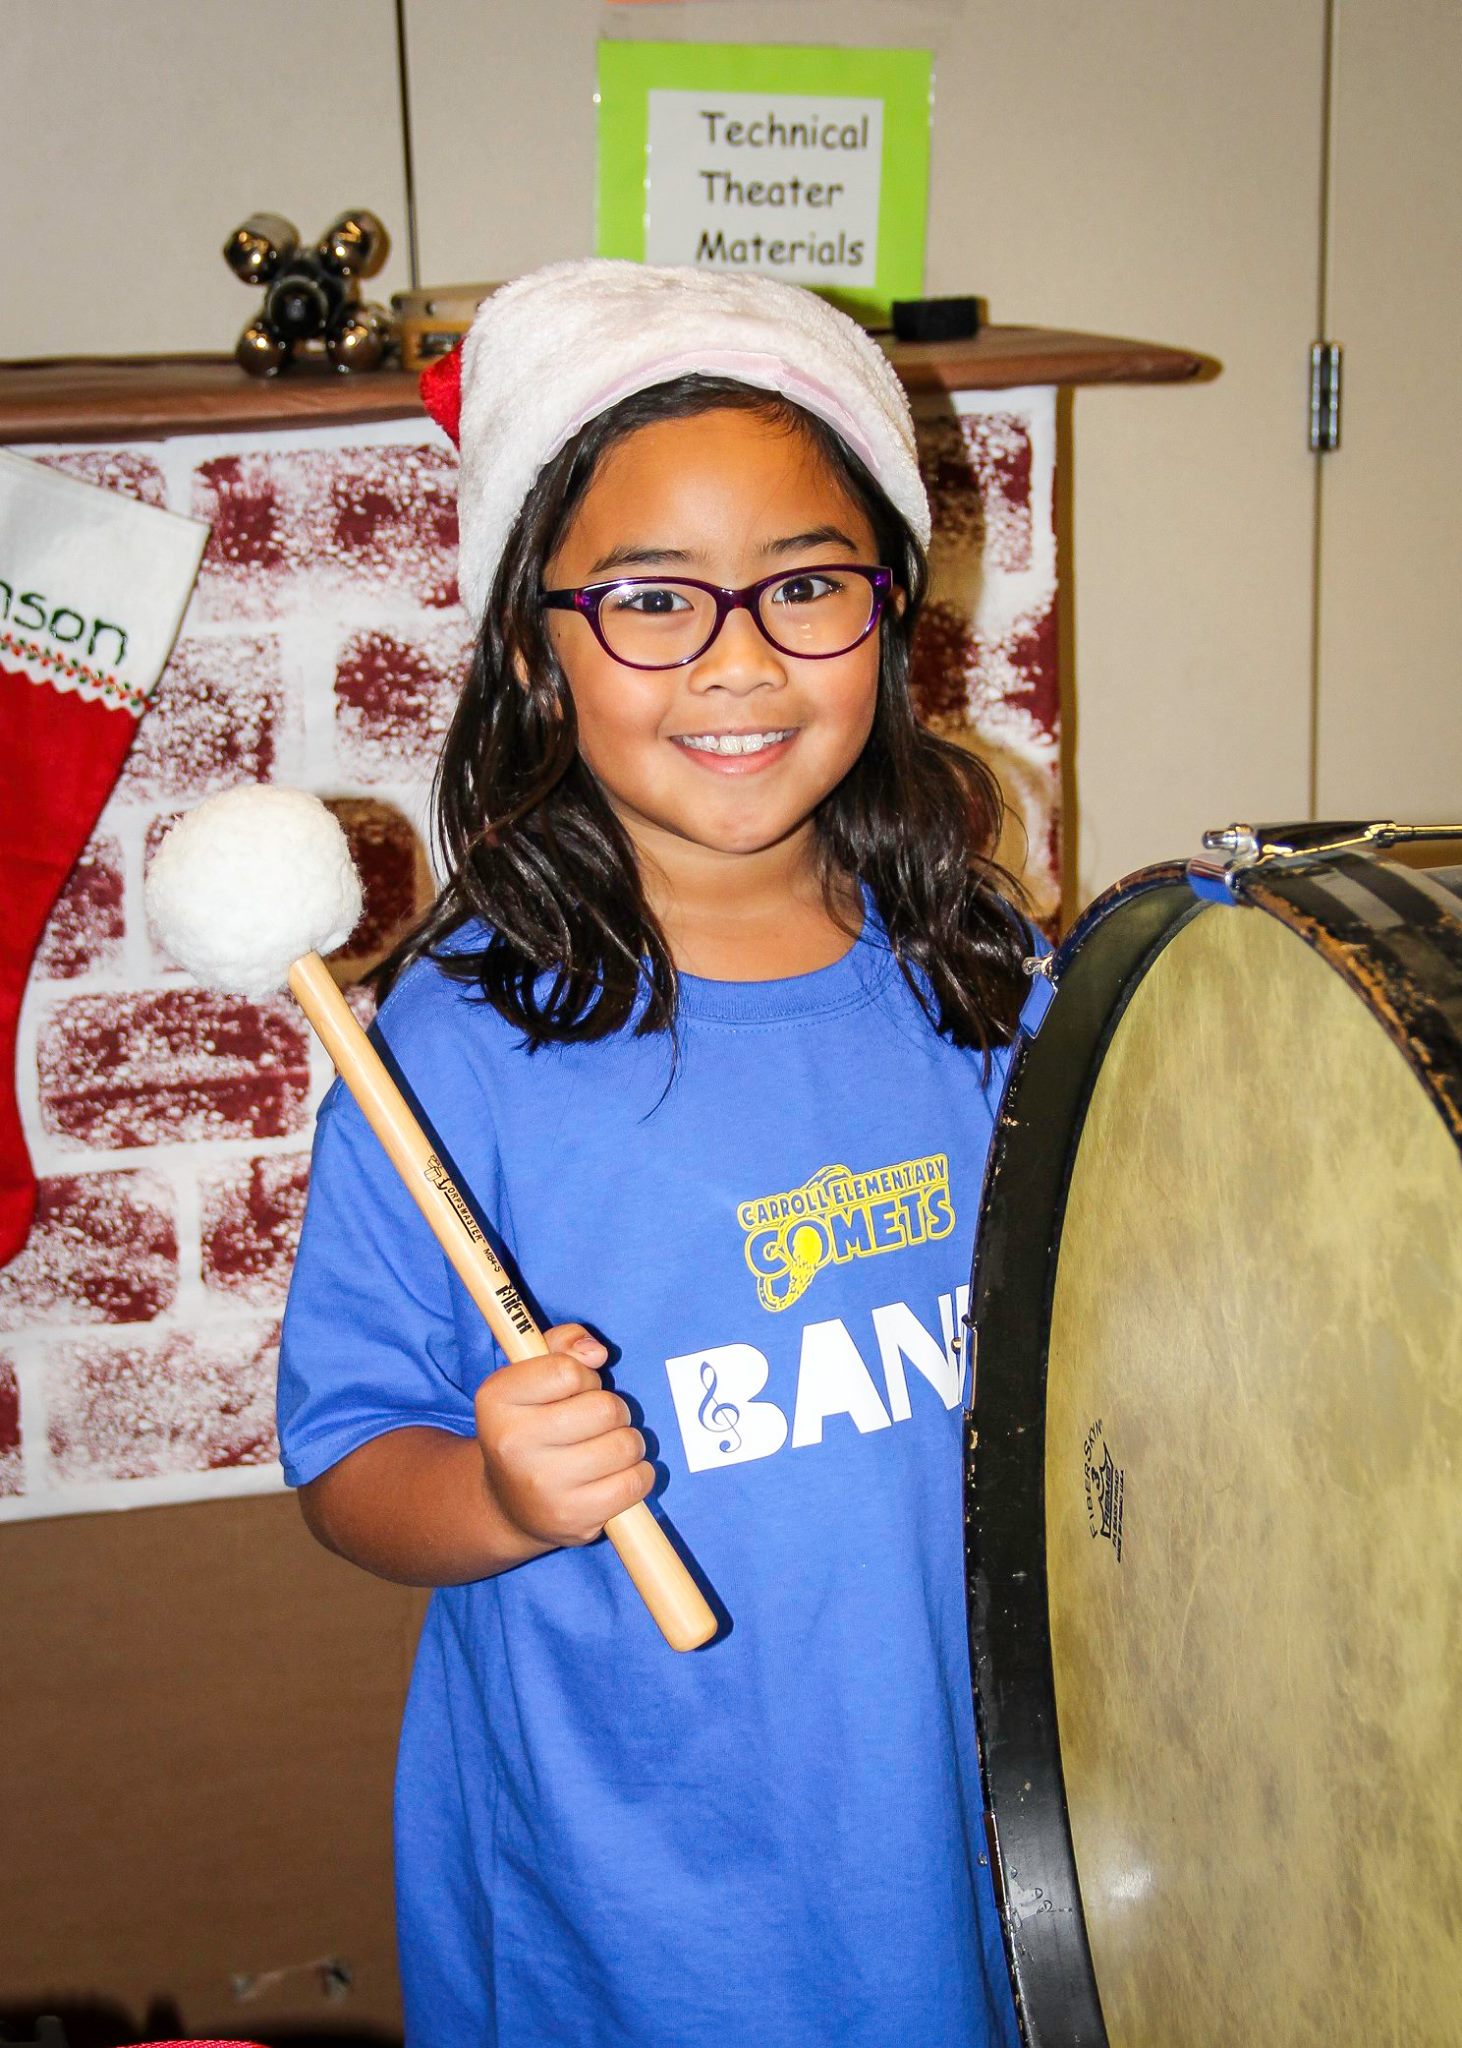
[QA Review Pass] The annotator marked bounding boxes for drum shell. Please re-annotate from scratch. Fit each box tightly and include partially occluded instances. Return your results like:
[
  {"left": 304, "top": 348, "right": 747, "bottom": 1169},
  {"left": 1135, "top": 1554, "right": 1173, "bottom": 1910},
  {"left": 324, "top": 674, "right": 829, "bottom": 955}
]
[{"left": 966, "top": 852, "right": 1462, "bottom": 2048}]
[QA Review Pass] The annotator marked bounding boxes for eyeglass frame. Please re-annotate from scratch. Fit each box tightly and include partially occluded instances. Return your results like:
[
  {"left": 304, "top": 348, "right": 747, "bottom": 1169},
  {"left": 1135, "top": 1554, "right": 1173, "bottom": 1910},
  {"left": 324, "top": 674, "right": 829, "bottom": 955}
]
[{"left": 540, "top": 563, "right": 895, "bottom": 671}]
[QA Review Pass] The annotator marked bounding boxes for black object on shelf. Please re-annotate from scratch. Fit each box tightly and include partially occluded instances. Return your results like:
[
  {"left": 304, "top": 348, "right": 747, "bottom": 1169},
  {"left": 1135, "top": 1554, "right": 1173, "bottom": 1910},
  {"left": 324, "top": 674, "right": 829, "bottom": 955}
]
[{"left": 890, "top": 296, "right": 983, "bottom": 343}]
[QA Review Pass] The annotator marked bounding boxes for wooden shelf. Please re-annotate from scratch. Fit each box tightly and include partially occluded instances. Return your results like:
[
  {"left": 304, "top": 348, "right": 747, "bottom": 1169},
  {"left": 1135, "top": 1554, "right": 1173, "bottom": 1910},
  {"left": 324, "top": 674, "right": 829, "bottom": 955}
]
[
  {"left": 0, "top": 328, "right": 1213, "bottom": 444},
  {"left": 888, "top": 326, "right": 1214, "bottom": 396}
]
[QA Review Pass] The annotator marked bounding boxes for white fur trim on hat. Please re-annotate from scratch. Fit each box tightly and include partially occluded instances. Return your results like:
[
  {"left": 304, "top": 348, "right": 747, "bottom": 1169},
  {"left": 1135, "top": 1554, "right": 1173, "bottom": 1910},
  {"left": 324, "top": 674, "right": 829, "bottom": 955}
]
[{"left": 450, "top": 259, "right": 931, "bottom": 620}]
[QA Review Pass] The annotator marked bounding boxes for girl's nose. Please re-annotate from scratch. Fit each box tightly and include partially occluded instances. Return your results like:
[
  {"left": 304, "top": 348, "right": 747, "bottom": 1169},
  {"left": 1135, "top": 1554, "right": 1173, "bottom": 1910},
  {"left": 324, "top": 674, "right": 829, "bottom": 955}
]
[{"left": 686, "top": 602, "right": 788, "bottom": 693}]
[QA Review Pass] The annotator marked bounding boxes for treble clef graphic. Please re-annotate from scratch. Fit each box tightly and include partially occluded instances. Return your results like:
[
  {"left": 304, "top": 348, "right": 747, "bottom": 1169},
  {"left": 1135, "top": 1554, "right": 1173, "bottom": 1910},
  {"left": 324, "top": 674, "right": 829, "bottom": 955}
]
[{"left": 697, "top": 1362, "right": 743, "bottom": 1455}]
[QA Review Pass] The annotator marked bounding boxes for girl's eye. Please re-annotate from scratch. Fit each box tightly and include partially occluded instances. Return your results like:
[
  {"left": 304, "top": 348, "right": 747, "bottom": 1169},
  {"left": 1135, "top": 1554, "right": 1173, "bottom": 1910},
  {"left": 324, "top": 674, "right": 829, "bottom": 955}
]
[
  {"left": 610, "top": 584, "right": 693, "bottom": 615},
  {"left": 771, "top": 573, "right": 842, "bottom": 607}
]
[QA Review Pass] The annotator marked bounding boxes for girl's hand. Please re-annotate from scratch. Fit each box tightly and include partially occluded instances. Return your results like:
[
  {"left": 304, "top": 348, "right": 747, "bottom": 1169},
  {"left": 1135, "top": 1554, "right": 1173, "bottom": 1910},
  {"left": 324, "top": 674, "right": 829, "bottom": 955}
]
[{"left": 474, "top": 1322, "right": 654, "bottom": 1549}]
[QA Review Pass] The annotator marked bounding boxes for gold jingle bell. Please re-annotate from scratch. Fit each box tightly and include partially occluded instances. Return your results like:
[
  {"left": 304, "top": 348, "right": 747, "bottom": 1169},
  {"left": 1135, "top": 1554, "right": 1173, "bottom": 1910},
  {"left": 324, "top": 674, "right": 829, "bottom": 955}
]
[
  {"left": 325, "top": 303, "right": 393, "bottom": 374},
  {"left": 235, "top": 319, "right": 291, "bottom": 377}
]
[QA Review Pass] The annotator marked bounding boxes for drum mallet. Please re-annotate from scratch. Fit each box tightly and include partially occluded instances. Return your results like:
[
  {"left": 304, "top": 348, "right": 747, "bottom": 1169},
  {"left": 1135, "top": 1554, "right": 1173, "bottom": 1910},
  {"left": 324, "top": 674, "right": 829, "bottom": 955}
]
[{"left": 146, "top": 784, "right": 718, "bottom": 1653}]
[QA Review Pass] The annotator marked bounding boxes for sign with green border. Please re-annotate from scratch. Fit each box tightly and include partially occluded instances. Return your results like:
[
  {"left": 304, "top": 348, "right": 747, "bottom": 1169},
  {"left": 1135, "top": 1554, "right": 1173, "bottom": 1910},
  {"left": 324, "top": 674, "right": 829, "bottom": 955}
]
[{"left": 596, "top": 41, "right": 932, "bottom": 323}]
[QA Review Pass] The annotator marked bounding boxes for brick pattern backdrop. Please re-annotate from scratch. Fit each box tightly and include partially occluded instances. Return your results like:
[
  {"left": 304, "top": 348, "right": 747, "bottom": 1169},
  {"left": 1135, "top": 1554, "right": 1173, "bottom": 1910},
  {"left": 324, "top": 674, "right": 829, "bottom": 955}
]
[
  {"left": 0, "top": 391, "right": 1057, "bottom": 1521},
  {"left": 914, "top": 389, "right": 1060, "bottom": 914}
]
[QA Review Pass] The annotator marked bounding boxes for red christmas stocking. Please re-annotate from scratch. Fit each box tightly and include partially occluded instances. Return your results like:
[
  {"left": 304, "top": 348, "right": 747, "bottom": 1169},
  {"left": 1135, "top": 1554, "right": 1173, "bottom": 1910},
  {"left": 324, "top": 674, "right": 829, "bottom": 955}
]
[{"left": 0, "top": 450, "right": 207, "bottom": 1265}]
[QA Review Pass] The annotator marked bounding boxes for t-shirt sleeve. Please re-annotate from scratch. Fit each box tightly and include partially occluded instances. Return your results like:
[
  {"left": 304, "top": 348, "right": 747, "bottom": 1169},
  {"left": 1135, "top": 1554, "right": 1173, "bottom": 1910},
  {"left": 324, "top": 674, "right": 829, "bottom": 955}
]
[{"left": 276, "top": 974, "right": 500, "bottom": 1489}]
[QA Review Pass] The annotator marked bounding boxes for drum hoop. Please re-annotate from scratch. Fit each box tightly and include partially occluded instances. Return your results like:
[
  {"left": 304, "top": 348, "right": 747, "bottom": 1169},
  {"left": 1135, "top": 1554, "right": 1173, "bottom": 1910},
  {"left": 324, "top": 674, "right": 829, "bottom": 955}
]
[
  {"left": 965, "top": 850, "right": 1462, "bottom": 2047},
  {"left": 969, "top": 865, "right": 1199, "bottom": 2048}
]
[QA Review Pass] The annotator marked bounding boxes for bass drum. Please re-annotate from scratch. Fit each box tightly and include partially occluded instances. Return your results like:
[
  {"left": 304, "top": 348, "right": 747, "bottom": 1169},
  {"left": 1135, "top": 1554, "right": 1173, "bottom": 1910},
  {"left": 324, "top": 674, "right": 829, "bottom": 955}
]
[{"left": 966, "top": 831, "right": 1462, "bottom": 2047}]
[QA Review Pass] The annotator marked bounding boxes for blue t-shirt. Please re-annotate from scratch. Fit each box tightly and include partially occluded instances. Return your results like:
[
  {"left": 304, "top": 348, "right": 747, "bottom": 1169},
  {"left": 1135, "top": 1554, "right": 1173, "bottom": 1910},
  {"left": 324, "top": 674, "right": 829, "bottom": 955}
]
[{"left": 278, "top": 914, "right": 1021, "bottom": 2048}]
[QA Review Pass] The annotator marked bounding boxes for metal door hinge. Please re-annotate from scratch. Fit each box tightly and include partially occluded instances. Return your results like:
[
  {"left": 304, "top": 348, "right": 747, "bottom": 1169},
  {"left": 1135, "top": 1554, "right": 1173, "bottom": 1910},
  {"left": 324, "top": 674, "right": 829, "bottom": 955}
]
[{"left": 1309, "top": 341, "right": 1343, "bottom": 452}]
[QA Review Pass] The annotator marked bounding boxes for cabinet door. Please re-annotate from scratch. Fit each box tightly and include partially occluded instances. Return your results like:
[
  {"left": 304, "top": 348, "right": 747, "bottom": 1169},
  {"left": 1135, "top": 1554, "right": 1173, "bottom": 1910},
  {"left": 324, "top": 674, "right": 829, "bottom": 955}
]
[{"left": 1316, "top": 0, "right": 1462, "bottom": 820}]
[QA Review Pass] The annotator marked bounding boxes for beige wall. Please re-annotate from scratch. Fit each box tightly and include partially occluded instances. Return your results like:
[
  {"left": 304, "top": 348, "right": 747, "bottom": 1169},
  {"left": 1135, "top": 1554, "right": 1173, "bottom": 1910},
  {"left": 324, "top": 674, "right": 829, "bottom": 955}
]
[
  {"left": 4, "top": 1, "right": 413, "bottom": 363},
  {"left": 4, "top": 0, "right": 1457, "bottom": 903}
]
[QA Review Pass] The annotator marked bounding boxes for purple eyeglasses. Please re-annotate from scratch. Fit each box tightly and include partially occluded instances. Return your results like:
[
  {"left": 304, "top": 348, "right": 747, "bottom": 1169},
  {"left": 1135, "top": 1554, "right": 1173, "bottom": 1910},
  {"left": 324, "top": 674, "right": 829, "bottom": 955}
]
[{"left": 540, "top": 564, "right": 893, "bottom": 671}]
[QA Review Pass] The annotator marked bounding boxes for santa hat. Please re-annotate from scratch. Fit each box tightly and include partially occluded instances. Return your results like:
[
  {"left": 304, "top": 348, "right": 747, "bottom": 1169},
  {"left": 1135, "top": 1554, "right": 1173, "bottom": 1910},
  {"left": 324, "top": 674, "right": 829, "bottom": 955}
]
[{"left": 420, "top": 258, "right": 931, "bottom": 621}]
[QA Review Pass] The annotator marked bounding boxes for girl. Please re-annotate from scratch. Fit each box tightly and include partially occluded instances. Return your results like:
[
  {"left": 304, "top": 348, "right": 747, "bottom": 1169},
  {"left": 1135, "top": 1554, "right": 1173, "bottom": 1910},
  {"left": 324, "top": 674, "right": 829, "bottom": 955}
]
[{"left": 279, "top": 259, "right": 1029, "bottom": 2048}]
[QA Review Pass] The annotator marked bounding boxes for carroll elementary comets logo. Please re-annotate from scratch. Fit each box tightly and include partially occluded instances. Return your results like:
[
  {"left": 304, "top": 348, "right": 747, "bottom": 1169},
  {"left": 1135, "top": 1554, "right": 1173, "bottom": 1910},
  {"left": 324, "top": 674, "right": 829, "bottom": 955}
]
[{"left": 737, "top": 1154, "right": 954, "bottom": 1312}]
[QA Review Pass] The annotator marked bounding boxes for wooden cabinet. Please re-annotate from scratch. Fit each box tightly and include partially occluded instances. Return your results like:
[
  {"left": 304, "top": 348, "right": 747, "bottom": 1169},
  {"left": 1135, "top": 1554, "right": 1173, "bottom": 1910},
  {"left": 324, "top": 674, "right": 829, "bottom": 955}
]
[
  {"left": 1315, "top": 0, "right": 1462, "bottom": 821},
  {"left": 0, "top": 325, "right": 1200, "bottom": 2038}
]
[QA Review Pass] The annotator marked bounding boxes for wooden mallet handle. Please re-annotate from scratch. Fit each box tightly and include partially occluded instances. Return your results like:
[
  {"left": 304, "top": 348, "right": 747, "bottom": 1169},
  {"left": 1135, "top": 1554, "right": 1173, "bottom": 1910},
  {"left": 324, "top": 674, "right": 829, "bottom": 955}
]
[{"left": 288, "top": 952, "right": 718, "bottom": 1652}]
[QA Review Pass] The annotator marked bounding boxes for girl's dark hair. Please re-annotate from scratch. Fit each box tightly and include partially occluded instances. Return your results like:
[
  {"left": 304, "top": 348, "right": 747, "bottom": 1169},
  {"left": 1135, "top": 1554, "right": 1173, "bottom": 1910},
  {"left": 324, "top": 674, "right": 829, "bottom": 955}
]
[{"left": 380, "top": 374, "right": 1030, "bottom": 1053}]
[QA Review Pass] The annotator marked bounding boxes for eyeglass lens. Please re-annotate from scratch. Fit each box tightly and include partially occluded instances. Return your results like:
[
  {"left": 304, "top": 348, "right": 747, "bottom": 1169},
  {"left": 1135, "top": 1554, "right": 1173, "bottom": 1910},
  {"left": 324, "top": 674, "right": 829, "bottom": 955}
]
[{"left": 596, "top": 570, "right": 877, "bottom": 666}]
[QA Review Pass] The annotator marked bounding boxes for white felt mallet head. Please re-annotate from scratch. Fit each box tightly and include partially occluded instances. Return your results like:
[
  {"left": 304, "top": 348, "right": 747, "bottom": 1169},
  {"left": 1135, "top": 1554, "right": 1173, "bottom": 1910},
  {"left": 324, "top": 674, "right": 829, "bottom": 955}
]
[{"left": 146, "top": 785, "right": 363, "bottom": 997}]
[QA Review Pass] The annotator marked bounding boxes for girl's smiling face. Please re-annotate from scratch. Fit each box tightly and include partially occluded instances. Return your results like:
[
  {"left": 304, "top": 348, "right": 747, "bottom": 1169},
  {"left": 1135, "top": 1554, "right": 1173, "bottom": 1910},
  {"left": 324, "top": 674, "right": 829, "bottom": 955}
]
[{"left": 543, "top": 405, "right": 887, "bottom": 877}]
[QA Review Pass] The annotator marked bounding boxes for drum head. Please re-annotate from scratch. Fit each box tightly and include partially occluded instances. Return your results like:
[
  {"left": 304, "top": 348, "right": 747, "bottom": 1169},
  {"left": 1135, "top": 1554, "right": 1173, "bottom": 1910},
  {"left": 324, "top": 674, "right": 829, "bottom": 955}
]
[{"left": 971, "top": 864, "right": 1462, "bottom": 2046}]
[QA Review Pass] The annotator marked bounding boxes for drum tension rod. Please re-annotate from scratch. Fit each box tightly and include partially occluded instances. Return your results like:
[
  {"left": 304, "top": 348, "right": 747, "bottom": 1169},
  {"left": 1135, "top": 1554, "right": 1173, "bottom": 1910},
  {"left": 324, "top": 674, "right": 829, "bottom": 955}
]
[{"left": 1201, "top": 818, "right": 1462, "bottom": 880}]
